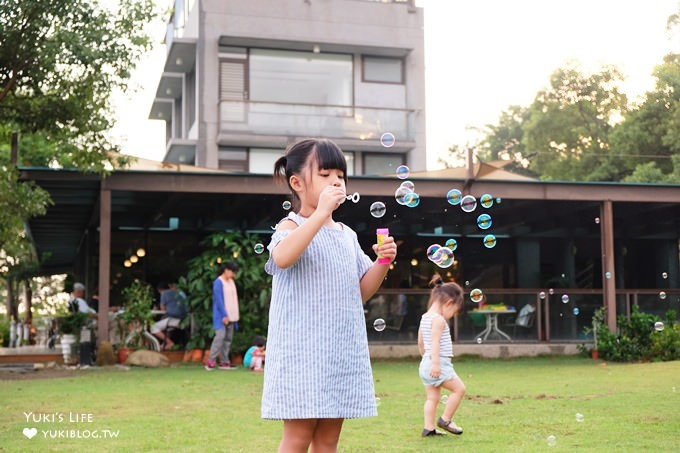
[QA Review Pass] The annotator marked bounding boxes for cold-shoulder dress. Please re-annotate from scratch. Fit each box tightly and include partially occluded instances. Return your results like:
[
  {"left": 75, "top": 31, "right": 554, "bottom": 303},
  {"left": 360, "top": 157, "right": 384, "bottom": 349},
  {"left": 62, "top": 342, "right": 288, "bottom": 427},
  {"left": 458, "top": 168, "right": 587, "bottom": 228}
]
[{"left": 261, "top": 212, "right": 377, "bottom": 419}]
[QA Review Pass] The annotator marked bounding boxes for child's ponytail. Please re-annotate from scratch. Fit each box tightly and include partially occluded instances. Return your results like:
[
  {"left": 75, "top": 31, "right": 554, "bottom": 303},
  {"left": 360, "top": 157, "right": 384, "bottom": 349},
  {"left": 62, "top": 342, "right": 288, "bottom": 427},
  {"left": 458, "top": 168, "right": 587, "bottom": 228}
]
[{"left": 427, "top": 275, "right": 464, "bottom": 311}]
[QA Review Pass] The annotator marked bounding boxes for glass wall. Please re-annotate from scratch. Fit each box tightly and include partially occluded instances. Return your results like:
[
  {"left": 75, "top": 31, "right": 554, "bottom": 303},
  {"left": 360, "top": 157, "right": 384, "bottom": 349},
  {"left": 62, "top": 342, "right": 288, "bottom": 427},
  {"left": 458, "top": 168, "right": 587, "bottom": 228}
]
[{"left": 250, "top": 49, "right": 353, "bottom": 106}]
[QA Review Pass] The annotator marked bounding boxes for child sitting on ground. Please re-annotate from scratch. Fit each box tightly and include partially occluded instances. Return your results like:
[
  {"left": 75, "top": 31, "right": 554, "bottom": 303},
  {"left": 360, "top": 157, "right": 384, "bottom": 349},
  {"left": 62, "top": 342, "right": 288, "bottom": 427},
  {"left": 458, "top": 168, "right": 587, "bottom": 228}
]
[{"left": 243, "top": 336, "right": 266, "bottom": 371}]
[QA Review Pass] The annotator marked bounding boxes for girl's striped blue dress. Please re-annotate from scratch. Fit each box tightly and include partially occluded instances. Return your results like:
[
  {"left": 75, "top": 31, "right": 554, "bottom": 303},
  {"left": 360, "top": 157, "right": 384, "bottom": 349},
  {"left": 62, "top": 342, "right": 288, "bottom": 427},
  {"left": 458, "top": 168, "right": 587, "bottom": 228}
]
[{"left": 262, "top": 212, "right": 376, "bottom": 419}]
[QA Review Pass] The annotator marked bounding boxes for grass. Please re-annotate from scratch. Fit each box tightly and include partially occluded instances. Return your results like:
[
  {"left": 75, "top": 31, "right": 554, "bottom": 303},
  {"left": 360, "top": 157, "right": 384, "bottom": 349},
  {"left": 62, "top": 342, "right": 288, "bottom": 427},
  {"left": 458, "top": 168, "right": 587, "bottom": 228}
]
[{"left": 1, "top": 356, "right": 679, "bottom": 452}]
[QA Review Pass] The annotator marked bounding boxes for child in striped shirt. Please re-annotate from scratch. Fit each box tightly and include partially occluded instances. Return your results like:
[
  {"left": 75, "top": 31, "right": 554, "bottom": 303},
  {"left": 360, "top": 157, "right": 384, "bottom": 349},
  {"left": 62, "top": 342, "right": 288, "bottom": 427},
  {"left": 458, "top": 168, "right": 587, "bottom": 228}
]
[{"left": 418, "top": 276, "right": 466, "bottom": 437}]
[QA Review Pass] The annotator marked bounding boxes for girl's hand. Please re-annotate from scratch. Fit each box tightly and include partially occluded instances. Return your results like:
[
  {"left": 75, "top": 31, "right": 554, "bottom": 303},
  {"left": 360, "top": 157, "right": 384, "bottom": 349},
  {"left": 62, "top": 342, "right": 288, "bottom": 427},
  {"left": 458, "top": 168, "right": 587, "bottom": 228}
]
[
  {"left": 316, "top": 185, "right": 346, "bottom": 216},
  {"left": 372, "top": 235, "right": 397, "bottom": 263},
  {"left": 430, "top": 363, "right": 441, "bottom": 378}
]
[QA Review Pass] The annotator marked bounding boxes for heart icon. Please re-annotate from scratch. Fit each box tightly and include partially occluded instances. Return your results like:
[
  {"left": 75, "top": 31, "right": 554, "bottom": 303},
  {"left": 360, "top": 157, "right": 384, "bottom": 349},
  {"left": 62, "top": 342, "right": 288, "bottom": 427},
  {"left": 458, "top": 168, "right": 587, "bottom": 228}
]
[{"left": 23, "top": 427, "right": 38, "bottom": 439}]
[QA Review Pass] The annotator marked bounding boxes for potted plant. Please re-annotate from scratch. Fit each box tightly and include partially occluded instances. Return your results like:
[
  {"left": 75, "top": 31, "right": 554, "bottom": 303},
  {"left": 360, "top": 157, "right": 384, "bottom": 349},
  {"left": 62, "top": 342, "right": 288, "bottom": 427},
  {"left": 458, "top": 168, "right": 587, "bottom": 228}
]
[
  {"left": 58, "top": 311, "right": 88, "bottom": 364},
  {"left": 116, "top": 279, "right": 155, "bottom": 363}
]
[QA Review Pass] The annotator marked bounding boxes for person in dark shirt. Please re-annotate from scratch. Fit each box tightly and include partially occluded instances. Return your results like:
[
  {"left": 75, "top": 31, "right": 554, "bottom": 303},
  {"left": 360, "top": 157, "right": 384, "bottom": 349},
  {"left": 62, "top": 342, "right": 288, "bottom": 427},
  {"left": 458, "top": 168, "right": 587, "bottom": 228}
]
[{"left": 150, "top": 281, "right": 187, "bottom": 350}]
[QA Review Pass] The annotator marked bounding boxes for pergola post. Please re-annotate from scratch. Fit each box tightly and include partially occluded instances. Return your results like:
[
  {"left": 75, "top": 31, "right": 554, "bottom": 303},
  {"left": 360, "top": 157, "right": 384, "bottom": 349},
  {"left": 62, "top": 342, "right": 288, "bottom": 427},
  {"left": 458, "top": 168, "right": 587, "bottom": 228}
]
[
  {"left": 601, "top": 200, "right": 617, "bottom": 331},
  {"left": 97, "top": 187, "right": 111, "bottom": 345}
]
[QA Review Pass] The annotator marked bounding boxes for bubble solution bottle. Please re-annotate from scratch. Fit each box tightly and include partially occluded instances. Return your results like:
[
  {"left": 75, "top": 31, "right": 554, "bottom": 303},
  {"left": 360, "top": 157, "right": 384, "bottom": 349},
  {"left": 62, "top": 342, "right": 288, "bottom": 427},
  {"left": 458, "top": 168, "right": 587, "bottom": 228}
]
[{"left": 376, "top": 228, "right": 390, "bottom": 264}]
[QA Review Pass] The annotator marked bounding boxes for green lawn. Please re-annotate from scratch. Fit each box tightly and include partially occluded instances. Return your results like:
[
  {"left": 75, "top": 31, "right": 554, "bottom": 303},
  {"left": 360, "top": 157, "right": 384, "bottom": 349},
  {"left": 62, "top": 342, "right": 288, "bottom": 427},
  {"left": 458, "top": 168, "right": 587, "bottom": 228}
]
[{"left": 1, "top": 357, "right": 679, "bottom": 452}]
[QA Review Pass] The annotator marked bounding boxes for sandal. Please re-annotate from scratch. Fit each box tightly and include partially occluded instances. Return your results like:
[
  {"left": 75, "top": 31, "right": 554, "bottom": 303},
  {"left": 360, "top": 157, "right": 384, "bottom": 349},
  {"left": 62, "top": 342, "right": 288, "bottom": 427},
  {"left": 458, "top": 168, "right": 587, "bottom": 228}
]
[
  {"left": 437, "top": 417, "right": 463, "bottom": 435},
  {"left": 421, "top": 428, "right": 445, "bottom": 437}
]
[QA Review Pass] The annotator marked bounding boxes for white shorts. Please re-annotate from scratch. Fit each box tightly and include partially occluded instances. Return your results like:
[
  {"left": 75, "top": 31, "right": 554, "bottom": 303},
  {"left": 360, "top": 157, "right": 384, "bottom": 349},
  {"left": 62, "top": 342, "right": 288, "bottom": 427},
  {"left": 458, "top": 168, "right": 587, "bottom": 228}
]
[
  {"left": 150, "top": 317, "right": 181, "bottom": 334},
  {"left": 419, "top": 356, "right": 458, "bottom": 387}
]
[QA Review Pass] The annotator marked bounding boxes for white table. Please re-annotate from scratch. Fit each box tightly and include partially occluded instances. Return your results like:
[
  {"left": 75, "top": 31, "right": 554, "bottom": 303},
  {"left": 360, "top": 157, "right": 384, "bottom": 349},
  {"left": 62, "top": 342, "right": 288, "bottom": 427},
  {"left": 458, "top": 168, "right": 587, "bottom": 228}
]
[{"left": 471, "top": 309, "right": 517, "bottom": 342}]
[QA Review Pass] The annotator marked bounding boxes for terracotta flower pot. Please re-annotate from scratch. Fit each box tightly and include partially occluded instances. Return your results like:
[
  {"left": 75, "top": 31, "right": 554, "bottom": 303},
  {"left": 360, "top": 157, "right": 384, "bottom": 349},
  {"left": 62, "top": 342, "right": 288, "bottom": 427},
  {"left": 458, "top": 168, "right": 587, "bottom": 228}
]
[
  {"left": 591, "top": 349, "right": 599, "bottom": 360},
  {"left": 117, "top": 347, "right": 133, "bottom": 364},
  {"left": 230, "top": 354, "right": 243, "bottom": 365},
  {"left": 202, "top": 349, "right": 211, "bottom": 364},
  {"left": 183, "top": 350, "right": 193, "bottom": 362},
  {"left": 190, "top": 349, "right": 203, "bottom": 363}
]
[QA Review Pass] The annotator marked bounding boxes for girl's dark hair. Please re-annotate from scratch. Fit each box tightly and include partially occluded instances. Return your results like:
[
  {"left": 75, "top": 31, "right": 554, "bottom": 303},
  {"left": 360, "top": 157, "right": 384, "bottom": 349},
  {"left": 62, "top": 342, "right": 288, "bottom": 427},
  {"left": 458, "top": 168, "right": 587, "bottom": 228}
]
[
  {"left": 428, "top": 275, "right": 464, "bottom": 312},
  {"left": 254, "top": 335, "right": 266, "bottom": 347},
  {"left": 273, "top": 138, "right": 348, "bottom": 211}
]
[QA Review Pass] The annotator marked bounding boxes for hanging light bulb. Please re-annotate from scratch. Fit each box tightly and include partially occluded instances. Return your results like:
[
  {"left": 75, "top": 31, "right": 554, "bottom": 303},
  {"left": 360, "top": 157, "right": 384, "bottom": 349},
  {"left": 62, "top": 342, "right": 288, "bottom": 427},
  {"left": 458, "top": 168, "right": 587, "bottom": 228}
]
[
  {"left": 124, "top": 260, "right": 132, "bottom": 268},
  {"left": 130, "top": 255, "right": 139, "bottom": 264},
  {"left": 136, "top": 248, "right": 146, "bottom": 257}
]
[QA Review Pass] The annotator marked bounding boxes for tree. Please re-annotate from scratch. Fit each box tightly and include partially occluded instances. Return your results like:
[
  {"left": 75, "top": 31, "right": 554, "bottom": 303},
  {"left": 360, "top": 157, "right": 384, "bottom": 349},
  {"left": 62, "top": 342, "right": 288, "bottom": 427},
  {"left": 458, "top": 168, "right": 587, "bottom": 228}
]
[
  {"left": 611, "top": 53, "right": 680, "bottom": 183},
  {"left": 0, "top": 0, "right": 158, "bottom": 320},
  {"left": 522, "top": 64, "right": 628, "bottom": 181}
]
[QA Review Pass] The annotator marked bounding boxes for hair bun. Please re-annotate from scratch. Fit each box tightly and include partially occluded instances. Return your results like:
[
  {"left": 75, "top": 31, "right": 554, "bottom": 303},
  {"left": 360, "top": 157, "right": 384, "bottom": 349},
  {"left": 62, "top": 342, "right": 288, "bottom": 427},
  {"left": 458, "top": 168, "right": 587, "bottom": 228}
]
[{"left": 428, "top": 275, "right": 444, "bottom": 288}]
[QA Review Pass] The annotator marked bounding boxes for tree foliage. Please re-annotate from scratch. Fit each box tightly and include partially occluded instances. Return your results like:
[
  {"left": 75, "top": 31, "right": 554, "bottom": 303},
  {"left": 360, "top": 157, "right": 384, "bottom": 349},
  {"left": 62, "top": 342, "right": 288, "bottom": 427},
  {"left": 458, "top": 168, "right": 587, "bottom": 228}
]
[
  {"left": 0, "top": 0, "right": 157, "bottom": 170},
  {"left": 0, "top": 0, "right": 158, "bottom": 319}
]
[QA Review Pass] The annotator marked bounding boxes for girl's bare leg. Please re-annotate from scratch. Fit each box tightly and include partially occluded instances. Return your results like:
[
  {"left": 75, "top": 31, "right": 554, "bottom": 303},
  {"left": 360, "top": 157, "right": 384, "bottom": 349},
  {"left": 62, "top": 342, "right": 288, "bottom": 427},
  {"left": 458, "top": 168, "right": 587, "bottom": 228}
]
[
  {"left": 280, "top": 419, "right": 317, "bottom": 453},
  {"left": 423, "top": 385, "right": 440, "bottom": 430},
  {"left": 441, "top": 378, "right": 466, "bottom": 425},
  {"left": 310, "top": 418, "right": 343, "bottom": 453}
]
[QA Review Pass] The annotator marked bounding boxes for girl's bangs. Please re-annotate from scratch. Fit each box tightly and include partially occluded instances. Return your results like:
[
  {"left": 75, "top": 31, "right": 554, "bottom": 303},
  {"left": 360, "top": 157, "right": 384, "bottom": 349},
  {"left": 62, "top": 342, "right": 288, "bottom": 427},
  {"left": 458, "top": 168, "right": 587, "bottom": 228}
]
[{"left": 314, "top": 140, "right": 347, "bottom": 175}]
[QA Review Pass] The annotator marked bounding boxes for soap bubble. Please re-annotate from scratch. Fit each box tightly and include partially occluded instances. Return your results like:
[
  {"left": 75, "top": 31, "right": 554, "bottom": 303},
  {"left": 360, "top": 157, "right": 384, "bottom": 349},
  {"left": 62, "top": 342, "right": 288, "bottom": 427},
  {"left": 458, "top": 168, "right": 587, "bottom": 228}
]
[
  {"left": 282, "top": 200, "right": 292, "bottom": 210},
  {"left": 547, "top": 435, "right": 557, "bottom": 447},
  {"left": 572, "top": 307, "right": 580, "bottom": 316},
  {"left": 483, "top": 234, "right": 497, "bottom": 248},
  {"left": 549, "top": 288, "right": 555, "bottom": 295},
  {"left": 440, "top": 395, "right": 448, "bottom": 404},
  {"left": 375, "top": 397, "right": 381, "bottom": 406},
  {"left": 561, "top": 294, "right": 569, "bottom": 304},
  {"left": 539, "top": 291, "right": 546, "bottom": 300},
  {"left": 476, "top": 337, "right": 483, "bottom": 344},
  {"left": 595, "top": 217, "right": 600, "bottom": 224},
  {"left": 662, "top": 272, "right": 668, "bottom": 279},
  {"left": 496, "top": 197, "right": 502, "bottom": 204},
  {"left": 426, "top": 244, "right": 442, "bottom": 261},
  {"left": 396, "top": 165, "right": 410, "bottom": 179},
  {"left": 576, "top": 413, "right": 584, "bottom": 423},
  {"left": 659, "top": 291, "right": 667, "bottom": 300},
  {"left": 464, "top": 280, "right": 470, "bottom": 287},
  {"left": 654, "top": 321, "right": 664, "bottom": 332},
  {"left": 445, "top": 238, "right": 458, "bottom": 251},
  {"left": 446, "top": 189, "right": 462, "bottom": 205},
  {"left": 605, "top": 271, "right": 611, "bottom": 279},
  {"left": 480, "top": 193, "right": 494, "bottom": 208},
  {"left": 370, "top": 201, "right": 386, "bottom": 218},
  {"left": 470, "top": 288, "right": 484, "bottom": 303},
  {"left": 405, "top": 192, "right": 420, "bottom": 208},
  {"left": 373, "top": 318, "right": 386, "bottom": 332},
  {"left": 380, "top": 132, "right": 395, "bottom": 148},
  {"left": 461, "top": 195, "right": 477, "bottom": 212},
  {"left": 347, "top": 192, "right": 361, "bottom": 203},
  {"left": 433, "top": 247, "right": 454, "bottom": 268},
  {"left": 253, "top": 243, "right": 265, "bottom": 254},
  {"left": 477, "top": 213, "right": 492, "bottom": 230},
  {"left": 395, "top": 186, "right": 412, "bottom": 205},
  {"left": 400, "top": 180, "right": 415, "bottom": 191}
]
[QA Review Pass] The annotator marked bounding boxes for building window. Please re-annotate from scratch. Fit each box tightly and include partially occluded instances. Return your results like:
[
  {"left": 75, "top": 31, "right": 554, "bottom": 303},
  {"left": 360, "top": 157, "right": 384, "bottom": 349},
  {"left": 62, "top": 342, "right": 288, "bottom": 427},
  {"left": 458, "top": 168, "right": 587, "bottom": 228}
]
[
  {"left": 249, "top": 148, "right": 283, "bottom": 174},
  {"left": 363, "top": 153, "right": 404, "bottom": 176},
  {"left": 250, "top": 49, "right": 353, "bottom": 106},
  {"left": 363, "top": 56, "right": 404, "bottom": 84},
  {"left": 218, "top": 147, "right": 247, "bottom": 172},
  {"left": 248, "top": 148, "right": 355, "bottom": 175}
]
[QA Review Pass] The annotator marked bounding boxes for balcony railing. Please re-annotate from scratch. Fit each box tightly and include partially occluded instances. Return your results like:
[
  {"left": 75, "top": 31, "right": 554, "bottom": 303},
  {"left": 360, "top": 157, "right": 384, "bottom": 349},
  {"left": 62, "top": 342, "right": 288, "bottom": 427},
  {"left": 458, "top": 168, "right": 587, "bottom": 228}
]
[{"left": 219, "top": 100, "right": 416, "bottom": 143}]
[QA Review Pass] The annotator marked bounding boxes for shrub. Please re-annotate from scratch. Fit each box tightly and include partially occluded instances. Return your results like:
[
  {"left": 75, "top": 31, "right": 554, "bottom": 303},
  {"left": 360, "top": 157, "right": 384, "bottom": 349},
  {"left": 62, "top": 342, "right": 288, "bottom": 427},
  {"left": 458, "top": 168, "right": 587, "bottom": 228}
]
[
  {"left": 586, "top": 305, "right": 680, "bottom": 362},
  {"left": 178, "top": 231, "right": 271, "bottom": 352}
]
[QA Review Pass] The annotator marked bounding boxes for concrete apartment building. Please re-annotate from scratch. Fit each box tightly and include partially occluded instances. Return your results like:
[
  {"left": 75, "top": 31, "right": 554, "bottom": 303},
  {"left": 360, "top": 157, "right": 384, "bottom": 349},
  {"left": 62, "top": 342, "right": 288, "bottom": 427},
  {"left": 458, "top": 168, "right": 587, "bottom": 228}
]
[{"left": 149, "top": 0, "right": 425, "bottom": 175}]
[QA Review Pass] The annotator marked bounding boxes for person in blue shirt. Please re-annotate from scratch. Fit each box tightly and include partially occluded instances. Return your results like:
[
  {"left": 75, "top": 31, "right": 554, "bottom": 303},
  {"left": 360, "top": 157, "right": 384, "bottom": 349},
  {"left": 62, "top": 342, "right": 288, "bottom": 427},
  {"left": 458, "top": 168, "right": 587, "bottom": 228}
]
[
  {"left": 244, "top": 336, "right": 266, "bottom": 372},
  {"left": 205, "top": 262, "right": 240, "bottom": 370}
]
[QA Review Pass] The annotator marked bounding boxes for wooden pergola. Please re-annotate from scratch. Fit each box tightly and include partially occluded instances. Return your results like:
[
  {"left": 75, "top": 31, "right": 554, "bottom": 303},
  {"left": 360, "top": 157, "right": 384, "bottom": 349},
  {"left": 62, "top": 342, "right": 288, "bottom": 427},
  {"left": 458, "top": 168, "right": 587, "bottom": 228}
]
[{"left": 20, "top": 164, "right": 680, "bottom": 345}]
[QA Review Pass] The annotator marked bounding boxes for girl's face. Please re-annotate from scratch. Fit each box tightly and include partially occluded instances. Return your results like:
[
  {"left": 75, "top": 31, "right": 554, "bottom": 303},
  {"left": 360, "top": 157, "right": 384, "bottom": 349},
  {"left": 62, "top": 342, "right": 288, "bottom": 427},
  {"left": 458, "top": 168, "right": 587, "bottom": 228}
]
[
  {"left": 441, "top": 299, "right": 460, "bottom": 320},
  {"left": 297, "top": 158, "right": 346, "bottom": 209}
]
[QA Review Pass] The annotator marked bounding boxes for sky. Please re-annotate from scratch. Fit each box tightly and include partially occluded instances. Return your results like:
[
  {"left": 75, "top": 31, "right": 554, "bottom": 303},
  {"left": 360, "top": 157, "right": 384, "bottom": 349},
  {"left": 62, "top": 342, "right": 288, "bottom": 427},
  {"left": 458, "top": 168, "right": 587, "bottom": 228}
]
[{"left": 110, "top": 0, "right": 679, "bottom": 169}]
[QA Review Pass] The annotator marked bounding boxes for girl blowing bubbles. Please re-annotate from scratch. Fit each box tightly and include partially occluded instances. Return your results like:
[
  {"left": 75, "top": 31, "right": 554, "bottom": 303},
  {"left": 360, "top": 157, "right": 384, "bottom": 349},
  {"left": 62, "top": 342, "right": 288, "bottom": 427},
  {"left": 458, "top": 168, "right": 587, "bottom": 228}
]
[
  {"left": 418, "top": 276, "right": 466, "bottom": 437},
  {"left": 263, "top": 138, "right": 397, "bottom": 452}
]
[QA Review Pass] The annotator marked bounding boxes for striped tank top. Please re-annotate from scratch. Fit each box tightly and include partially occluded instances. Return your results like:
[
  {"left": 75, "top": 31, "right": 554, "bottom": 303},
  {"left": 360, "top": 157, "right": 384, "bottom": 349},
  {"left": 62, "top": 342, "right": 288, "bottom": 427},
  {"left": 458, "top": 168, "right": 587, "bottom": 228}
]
[{"left": 419, "top": 312, "right": 454, "bottom": 358}]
